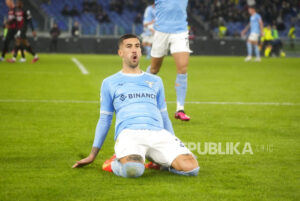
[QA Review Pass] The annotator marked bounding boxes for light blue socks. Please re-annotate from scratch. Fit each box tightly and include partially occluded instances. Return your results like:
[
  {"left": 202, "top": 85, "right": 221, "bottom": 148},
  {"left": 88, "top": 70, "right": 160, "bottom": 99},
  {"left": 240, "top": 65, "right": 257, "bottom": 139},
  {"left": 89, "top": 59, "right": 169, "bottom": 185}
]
[
  {"left": 145, "top": 46, "right": 151, "bottom": 59},
  {"left": 247, "top": 42, "right": 252, "bottom": 57},
  {"left": 169, "top": 167, "right": 200, "bottom": 176},
  {"left": 111, "top": 160, "right": 145, "bottom": 178},
  {"left": 254, "top": 45, "right": 260, "bottom": 58},
  {"left": 146, "top": 65, "right": 151, "bottom": 73},
  {"left": 175, "top": 73, "right": 187, "bottom": 111}
]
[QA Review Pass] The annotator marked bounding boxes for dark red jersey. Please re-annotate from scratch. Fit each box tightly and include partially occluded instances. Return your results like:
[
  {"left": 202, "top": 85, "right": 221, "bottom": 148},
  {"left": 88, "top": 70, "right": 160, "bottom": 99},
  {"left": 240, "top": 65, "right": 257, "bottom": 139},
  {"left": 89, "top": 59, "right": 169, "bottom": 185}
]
[
  {"left": 7, "top": 8, "right": 17, "bottom": 29},
  {"left": 15, "top": 8, "right": 33, "bottom": 31}
]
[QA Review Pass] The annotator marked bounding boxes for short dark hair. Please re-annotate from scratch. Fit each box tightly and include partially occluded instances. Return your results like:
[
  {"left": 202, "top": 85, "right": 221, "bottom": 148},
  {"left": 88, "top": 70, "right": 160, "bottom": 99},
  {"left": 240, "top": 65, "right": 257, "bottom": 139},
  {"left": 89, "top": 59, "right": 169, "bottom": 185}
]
[
  {"left": 118, "top": 34, "right": 140, "bottom": 48},
  {"left": 148, "top": 0, "right": 154, "bottom": 4},
  {"left": 248, "top": 5, "right": 256, "bottom": 9},
  {"left": 16, "top": 0, "right": 23, "bottom": 4}
]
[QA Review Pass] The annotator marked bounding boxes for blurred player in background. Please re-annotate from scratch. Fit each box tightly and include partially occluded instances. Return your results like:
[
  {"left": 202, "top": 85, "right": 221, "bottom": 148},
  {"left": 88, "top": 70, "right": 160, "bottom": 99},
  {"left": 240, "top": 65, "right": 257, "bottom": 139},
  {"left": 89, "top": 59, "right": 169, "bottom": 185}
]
[
  {"left": 49, "top": 23, "right": 60, "bottom": 52},
  {"left": 261, "top": 24, "right": 273, "bottom": 57},
  {"left": 146, "top": 0, "right": 192, "bottom": 121},
  {"left": 1, "top": 20, "right": 9, "bottom": 43},
  {"left": 72, "top": 34, "right": 199, "bottom": 178},
  {"left": 271, "top": 24, "right": 285, "bottom": 57},
  {"left": 288, "top": 24, "right": 295, "bottom": 49},
  {"left": 241, "top": 5, "right": 264, "bottom": 62},
  {"left": 7, "top": 0, "right": 39, "bottom": 63},
  {"left": 0, "top": 0, "right": 17, "bottom": 62},
  {"left": 141, "top": 0, "right": 155, "bottom": 59}
]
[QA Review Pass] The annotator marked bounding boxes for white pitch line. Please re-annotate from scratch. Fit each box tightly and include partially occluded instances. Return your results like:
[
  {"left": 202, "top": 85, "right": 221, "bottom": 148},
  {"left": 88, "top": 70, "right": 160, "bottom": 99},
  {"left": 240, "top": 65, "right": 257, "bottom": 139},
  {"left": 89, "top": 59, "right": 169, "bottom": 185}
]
[
  {"left": 0, "top": 99, "right": 97, "bottom": 104},
  {"left": 71, "top": 58, "right": 89, "bottom": 75},
  {"left": 168, "top": 101, "right": 300, "bottom": 106},
  {"left": 0, "top": 99, "right": 300, "bottom": 106}
]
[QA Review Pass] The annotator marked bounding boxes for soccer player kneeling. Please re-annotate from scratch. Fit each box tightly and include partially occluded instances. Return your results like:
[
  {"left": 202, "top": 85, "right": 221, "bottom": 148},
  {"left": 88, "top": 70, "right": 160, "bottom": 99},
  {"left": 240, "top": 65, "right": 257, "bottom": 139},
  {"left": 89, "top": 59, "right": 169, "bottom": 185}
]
[{"left": 72, "top": 34, "right": 199, "bottom": 178}]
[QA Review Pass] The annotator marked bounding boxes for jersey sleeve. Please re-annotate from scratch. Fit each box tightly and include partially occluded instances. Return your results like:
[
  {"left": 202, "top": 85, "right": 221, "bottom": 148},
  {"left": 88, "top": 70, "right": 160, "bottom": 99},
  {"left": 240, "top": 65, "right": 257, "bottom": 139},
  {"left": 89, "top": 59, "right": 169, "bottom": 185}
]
[
  {"left": 143, "top": 7, "right": 153, "bottom": 23},
  {"left": 257, "top": 14, "right": 262, "bottom": 21},
  {"left": 157, "top": 77, "right": 167, "bottom": 112},
  {"left": 100, "top": 79, "right": 114, "bottom": 115},
  {"left": 25, "top": 9, "right": 34, "bottom": 31}
]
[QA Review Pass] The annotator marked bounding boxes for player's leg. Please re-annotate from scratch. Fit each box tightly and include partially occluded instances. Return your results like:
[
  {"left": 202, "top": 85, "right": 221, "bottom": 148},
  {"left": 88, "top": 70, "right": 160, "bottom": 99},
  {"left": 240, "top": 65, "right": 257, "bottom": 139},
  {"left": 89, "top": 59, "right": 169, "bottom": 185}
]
[
  {"left": 146, "top": 35, "right": 154, "bottom": 60},
  {"left": 173, "top": 52, "right": 190, "bottom": 120},
  {"left": 170, "top": 32, "right": 191, "bottom": 120},
  {"left": 147, "top": 129, "right": 199, "bottom": 176},
  {"left": 22, "top": 39, "right": 39, "bottom": 63},
  {"left": 19, "top": 44, "right": 26, "bottom": 62},
  {"left": 142, "top": 39, "right": 151, "bottom": 60},
  {"left": 170, "top": 154, "right": 199, "bottom": 175},
  {"left": 252, "top": 40, "right": 261, "bottom": 61},
  {"left": 7, "top": 37, "right": 21, "bottom": 63},
  {"left": 1, "top": 29, "right": 15, "bottom": 61},
  {"left": 246, "top": 33, "right": 260, "bottom": 62},
  {"left": 146, "top": 30, "right": 168, "bottom": 73},
  {"left": 245, "top": 39, "right": 253, "bottom": 61},
  {"left": 109, "top": 129, "right": 148, "bottom": 178},
  {"left": 148, "top": 56, "right": 164, "bottom": 74},
  {"left": 111, "top": 154, "right": 145, "bottom": 178}
]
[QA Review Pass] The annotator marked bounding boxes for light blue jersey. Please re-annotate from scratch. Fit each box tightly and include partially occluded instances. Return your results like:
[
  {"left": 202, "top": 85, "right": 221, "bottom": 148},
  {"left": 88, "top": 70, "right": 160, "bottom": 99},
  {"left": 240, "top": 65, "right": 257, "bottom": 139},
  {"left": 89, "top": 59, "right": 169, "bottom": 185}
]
[
  {"left": 250, "top": 13, "right": 262, "bottom": 34},
  {"left": 143, "top": 5, "right": 155, "bottom": 36},
  {"left": 154, "top": 0, "right": 188, "bottom": 33},
  {"left": 100, "top": 71, "right": 167, "bottom": 140}
]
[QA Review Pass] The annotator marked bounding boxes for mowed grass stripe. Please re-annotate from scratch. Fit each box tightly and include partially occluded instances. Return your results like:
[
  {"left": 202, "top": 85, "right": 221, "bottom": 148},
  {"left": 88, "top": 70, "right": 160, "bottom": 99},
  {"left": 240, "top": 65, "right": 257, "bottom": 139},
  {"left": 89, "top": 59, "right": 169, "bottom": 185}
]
[{"left": 0, "top": 55, "right": 299, "bottom": 201}]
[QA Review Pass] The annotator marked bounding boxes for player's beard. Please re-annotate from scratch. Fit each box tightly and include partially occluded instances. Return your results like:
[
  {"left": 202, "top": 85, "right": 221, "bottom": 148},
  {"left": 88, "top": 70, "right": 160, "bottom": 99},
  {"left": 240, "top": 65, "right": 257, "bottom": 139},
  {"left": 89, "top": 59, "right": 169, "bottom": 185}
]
[
  {"left": 129, "top": 62, "right": 139, "bottom": 69},
  {"left": 128, "top": 55, "right": 139, "bottom": 68}
]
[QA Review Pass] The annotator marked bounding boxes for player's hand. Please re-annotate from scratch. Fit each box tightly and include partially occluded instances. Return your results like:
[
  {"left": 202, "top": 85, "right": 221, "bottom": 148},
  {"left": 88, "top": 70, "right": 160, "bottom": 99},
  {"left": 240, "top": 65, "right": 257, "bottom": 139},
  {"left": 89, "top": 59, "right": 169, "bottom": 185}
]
[
  {"left": 241, "top": 30, "right": 245, "bottom": 36},
  {"left": 16, "top": 30, "right": 21, "bottom": 37},
  {"left": 260, "top": 32, "right": 264, "bottom": 37},
  {"left": 72, "top": 155, "right": 95, "bottom": 168},
  {"left": 32, "top": 31, "right": 37, "bottom": 37}
]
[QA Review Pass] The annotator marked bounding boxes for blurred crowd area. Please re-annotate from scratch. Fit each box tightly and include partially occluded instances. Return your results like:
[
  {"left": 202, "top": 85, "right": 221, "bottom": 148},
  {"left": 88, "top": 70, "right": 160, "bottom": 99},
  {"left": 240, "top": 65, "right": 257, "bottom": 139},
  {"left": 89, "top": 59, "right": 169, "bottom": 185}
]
[
  {"left": 189, "top": 0, "right": 300, "bottom": 36},
  {"left": 0, "top": 0, "right": 299, "bottom": 37}
]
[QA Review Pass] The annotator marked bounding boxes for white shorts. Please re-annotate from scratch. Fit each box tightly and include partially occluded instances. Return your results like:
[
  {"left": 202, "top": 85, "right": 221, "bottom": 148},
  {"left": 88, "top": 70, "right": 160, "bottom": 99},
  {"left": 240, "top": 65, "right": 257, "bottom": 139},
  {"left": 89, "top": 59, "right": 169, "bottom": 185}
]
[
  {"left": 142, "top": 35, "right": 154, "bottom": 44},
  {"left": 248, "top": 33, "right": 260, "bottom": 42},
  {"left": 114, "top": 129, "right": 192, "bottom": 167},
  {"left": 151, "top": 30, "right": 192, "bottom": 58}
]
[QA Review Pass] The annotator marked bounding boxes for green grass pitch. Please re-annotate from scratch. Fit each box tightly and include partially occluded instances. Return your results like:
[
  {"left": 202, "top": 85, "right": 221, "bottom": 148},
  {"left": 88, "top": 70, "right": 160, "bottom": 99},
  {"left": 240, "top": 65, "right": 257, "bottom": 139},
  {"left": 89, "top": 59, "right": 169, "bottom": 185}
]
[{"left": 0, "top": 54, "right": 299, "bottom": 201}]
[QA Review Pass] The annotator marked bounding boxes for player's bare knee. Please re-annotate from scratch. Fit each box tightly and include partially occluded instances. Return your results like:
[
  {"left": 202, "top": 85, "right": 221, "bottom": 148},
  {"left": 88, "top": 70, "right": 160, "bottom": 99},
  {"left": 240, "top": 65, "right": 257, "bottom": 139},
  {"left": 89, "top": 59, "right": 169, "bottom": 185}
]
[
  {"left": 180, "top": 160, "right": 198, "bottom": 172},
  {"left": 172, "top": 154, "right": 199, "bottom": 171},
  {"left": 176, "top": 65, "right": 188, "bottom": 74}
]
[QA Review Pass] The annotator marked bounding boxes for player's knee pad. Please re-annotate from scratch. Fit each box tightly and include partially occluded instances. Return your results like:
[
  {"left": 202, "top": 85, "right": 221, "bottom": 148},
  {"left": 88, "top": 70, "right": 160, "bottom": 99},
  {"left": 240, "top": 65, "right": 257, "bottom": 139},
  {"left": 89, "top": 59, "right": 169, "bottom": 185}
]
[
  {"left": 111, "top": 161, "right": 144, "bottom": 178},
  {"left": 122, "top": 162, "right": 145, "bottom": 178},
  {"left": 169, "top": 166, "right": 200, "bottom": 176}
]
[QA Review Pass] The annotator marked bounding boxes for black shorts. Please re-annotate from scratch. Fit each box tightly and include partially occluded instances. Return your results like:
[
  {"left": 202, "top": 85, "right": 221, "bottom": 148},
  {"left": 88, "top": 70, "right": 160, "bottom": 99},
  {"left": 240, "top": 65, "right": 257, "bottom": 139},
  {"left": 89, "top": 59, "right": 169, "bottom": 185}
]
[
  {"left": 5, "top": 29, "right": 17, "bottom": 42},
  {"left": 20, "top": 29, "right": 28, "bottom": 39},
  {"left": 263, "top": 40, "right": 272, "bottom": 46}
]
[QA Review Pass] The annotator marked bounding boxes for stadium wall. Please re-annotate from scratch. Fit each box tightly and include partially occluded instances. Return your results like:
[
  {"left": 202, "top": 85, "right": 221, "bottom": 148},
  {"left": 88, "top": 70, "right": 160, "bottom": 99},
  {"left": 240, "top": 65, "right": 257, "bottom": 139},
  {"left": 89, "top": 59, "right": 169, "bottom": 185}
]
[{"left": 0, "top": 37, "right": 271, "bottom": 56}]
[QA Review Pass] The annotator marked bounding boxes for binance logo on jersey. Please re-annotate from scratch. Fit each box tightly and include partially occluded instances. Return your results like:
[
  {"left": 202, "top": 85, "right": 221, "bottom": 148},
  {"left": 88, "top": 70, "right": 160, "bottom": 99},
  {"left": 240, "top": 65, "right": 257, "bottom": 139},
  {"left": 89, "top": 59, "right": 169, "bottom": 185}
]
[
  {"left": 120, "top": 94, "right": 126, "bottom": 101},
  {"left": 128, "top": 93, "right": 156, "bottom": 99},
  {"left": 120, "top": 93, "right": 156, "bottom": 101}
]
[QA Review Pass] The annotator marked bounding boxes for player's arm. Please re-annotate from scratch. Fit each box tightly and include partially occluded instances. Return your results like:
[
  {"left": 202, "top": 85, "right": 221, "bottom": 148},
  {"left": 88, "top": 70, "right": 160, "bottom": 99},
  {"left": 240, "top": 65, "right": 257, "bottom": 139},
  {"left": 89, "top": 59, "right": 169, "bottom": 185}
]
[
  {"left": 25, "top": 10, "right": 36, "bottom": 37},
  {"left": 143, "top": 7, "right": 155, "bottom": 27},
  {"left": 72, "top": 114, "right": 113, "bottom": 168},
  {"left": 157, "top": 78, "right": 175, "bottom": 135},
  {"left": 259, "top": 19, "right": 264, "bottom": 37},
  {"left": 241, "top": 23, "right": 250, "bottom": 36},
  {"left": 144, "top": 19, "right": 154, "bottom": 27},
  {"left": 72, "top": 80, "right": 114, "bottom": 168}
]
